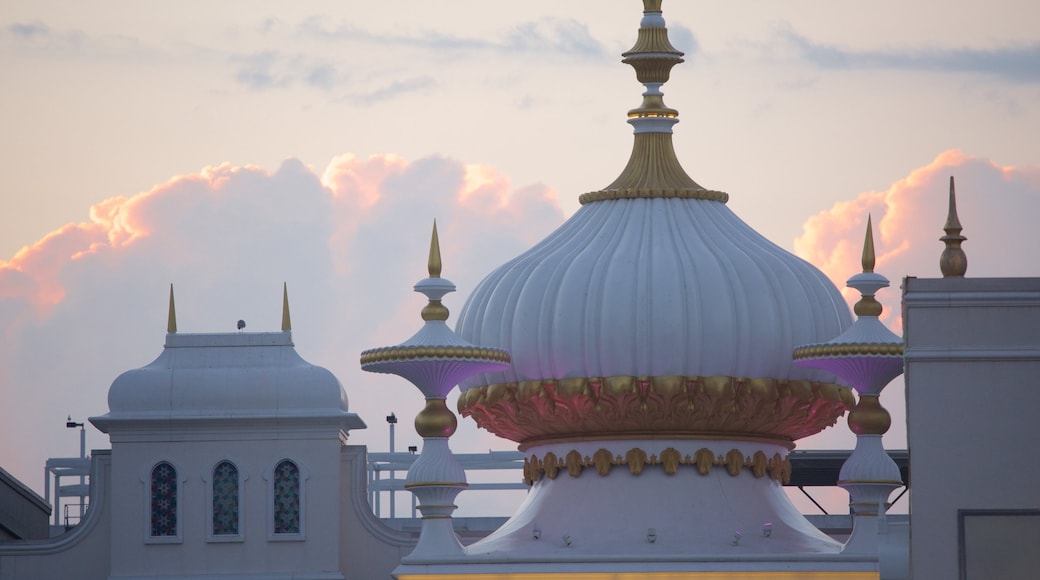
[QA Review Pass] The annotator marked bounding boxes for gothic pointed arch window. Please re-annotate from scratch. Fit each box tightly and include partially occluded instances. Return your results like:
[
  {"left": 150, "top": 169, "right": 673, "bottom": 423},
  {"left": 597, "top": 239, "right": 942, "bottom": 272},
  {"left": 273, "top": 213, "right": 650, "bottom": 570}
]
[{"left": 149, "top": 461, "right": 178, "bottom": 539}]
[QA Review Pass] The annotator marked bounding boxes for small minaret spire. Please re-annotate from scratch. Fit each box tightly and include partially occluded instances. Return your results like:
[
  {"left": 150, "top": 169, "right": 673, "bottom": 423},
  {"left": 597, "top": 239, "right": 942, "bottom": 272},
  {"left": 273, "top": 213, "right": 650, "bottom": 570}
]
[
  {"left": 862, "top": 214, "right": 876, "bottom": 274},
  {"left": 167, "top": 284, "right": 177, "bottom": 334},
  {"left": 428, "top": 220, "right": 442, "bottom": 279},
  {"left": 940, "top": 176, "right": 967, "bottom": 277},
  {"left": 281, "top": 282, "right": 292, "bottom": 331}
]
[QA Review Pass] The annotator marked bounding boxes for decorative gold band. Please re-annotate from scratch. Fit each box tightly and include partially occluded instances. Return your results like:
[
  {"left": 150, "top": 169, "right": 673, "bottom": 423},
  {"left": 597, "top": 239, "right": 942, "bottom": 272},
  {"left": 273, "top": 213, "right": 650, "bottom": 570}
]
[
  {"left": 360, "top": 345, "right": 510, "bottom": 365},
  {"left": 522, "top": 447, "right": 792, "bottom": 485},
  {"left": 579, "top": 188, "right": 729, "bottom": 204},
  {"left": 517, "top": 431, "right": 795, "bottom": 452},
  {"left": 792, "top": 342, "right": 904, "bottom": 359}
]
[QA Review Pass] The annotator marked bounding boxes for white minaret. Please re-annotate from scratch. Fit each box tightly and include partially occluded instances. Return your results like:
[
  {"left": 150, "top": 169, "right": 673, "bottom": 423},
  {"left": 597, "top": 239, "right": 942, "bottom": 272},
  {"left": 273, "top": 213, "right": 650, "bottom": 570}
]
[
  {"left": 361, "top": 223, "right": 510, "bottom": 562},
  {"left": 794, "top": 216, "right": 905, "bottom": 554}
]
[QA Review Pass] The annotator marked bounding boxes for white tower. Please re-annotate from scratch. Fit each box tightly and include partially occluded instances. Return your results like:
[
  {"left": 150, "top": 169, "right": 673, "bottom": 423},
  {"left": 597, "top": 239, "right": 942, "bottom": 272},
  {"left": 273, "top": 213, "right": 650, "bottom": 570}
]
[
  {"left": 794, "top": 217, "right": 905, "bottom": 554},
  {"left": 361, "top": 224, "right": 510, "bottom": 566},
  {"left": 90, "top": 285, "right": 365, "bottom": 579}
]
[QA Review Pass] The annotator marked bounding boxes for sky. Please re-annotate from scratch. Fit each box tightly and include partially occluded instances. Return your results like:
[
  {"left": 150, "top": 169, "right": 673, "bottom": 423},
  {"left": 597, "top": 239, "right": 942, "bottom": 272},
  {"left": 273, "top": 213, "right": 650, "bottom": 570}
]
[{"left": 1, "top": 0, "right": 1039, "bottom": 517}]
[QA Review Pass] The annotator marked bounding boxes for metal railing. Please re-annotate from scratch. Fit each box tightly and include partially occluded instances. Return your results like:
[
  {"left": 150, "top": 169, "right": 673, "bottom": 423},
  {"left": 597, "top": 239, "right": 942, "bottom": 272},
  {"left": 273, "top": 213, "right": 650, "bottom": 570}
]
[{"left": 367, "top": 450, "right": 527, "bottom": 518}]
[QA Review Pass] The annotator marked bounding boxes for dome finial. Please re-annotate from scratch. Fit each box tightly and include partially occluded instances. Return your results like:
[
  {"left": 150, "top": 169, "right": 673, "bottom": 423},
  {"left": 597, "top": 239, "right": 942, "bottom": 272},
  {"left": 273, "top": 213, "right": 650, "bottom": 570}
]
[
  {"left": 167, "top": 283, "right": 177, "bottom": 334},
  {"left": 428, "top": 220, "right": 442, "bottom": 279},
  {"left": 862, "top": 214, "right": 876, "bottom": 274},
  {"left": 580, "top": 0, "right": 727, "bottom": 205},
  {"left": 846, "top": 215, "right": 888, "bottom": 318},
  {"left": 940, "top": 176, "right": 967, "bottom": 277},
  {"left": 281, "top": 282, "right": 292, "bottom": 331}
]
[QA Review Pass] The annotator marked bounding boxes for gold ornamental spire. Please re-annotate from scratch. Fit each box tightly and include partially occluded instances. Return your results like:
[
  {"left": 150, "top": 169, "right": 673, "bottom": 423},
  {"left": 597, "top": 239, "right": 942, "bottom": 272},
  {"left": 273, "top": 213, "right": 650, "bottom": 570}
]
[
  {"left": 281, "top": 282, "right": 292, "bottom": 331},
  {"left": 580, "top": 0, "right": 728, "bottom": 205},
  {"left": 940, "top": 176, "right": 967, "bottom": 277},
  {"left": 428, "top": 220, "right": 442, "bottom": 278},
  {"left": 853, "top": 216, "right": 883, "bottom": 317},
  {"left": 167, "top": 283, "right": 177, "bottom": 333},
  {"left": 421, "top": 222, "right": 449, "bottom": 322},
  {"left": 862, "top": 214, "right": 876, "bottom": 274}
]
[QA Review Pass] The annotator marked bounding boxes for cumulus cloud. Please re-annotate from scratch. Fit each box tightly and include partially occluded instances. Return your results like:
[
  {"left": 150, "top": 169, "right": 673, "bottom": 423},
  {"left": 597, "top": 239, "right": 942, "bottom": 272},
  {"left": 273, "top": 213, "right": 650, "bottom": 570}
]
[
  {"left": 795, "top": 149, "right": 1040, "bottom": 330},
  {"left": 0, "top": 154, "right": 564, "bottom": 503},
  {"left": 792, "top": 151, "right": 1039, "bottom": 484}
]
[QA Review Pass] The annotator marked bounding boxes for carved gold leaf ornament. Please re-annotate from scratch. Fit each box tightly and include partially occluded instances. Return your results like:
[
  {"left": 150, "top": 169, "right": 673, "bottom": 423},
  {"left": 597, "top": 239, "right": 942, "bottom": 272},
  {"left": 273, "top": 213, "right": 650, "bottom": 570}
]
[
  {"left": 458, "top": 375, "right": 854, "bottom": 445},
  {"left": 521, "top": 446, "right": 792, "bottom": 485}
]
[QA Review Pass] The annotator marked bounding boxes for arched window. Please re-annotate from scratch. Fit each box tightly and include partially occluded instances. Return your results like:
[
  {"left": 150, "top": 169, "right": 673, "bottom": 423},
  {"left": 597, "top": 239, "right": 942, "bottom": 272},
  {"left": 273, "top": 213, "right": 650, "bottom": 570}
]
[
  {"left": 150, "top": 462, "right": 177, "bottom": 537},
  {"left": 212, "top": 461, "right": 239, "bottom": 536},
  {"left": 273, "top": 460, "right": 300, "bottom": 534}
]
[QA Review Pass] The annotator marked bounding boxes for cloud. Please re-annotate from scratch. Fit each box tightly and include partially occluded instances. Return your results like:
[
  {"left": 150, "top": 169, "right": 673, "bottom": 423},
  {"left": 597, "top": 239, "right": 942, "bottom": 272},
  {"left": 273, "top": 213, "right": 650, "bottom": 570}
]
[
  {"left": 794, "top": 149, "right": 1040, "bottom": 330},
  {"left": 299, "top": 16, "right": 611, "bottom": 61},
  {"left": 343, "top": 76, "right": 437, "bottom": 106},
  {"left": 778, "top": 26, "right": 1040, "bottom": 83},
  {"left": 667, "top": 23, "right": 699, "bottom": 58},
  {"left": 7, "top": 21, "right": 50, "bottom": 39},
  {"left": 0, "top": 153, "right": 564, "bottom": 501}
]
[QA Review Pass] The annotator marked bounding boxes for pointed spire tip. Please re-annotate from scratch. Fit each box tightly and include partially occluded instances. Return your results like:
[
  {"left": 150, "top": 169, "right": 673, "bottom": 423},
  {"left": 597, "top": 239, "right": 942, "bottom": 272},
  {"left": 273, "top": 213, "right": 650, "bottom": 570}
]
[
  {"left": 862, "top": 214, "right": 876, "bottom": 274},
  {"left": 281, "top": 282, "right": 292, "bottom": 331},
  {"left": 167, "top": 283, "right": 177, "bottom": 334},
  {"left": 428, "top": 220, "right": 442, "bottom": 278}
]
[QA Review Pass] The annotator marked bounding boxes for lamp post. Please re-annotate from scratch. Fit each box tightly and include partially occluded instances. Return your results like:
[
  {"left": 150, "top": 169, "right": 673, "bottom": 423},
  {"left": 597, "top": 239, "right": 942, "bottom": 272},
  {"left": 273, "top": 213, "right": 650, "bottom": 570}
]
[
  {"left": 66, "top": 416, "right": 86, "bottom": 522},
  {"left": 387, "top": 412, "right": 398, "bottom": 519}
]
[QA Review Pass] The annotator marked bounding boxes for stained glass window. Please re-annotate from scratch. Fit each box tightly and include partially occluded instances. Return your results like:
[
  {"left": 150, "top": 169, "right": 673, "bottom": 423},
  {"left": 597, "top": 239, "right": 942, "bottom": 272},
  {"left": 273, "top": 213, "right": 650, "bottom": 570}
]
[
  {"left": 273, "top": 460, "right": 300, "bottom": 534},
  {"left": 150, "top": 462, "right": 177, "bottom": 536},
  {"left": 212, "top": 461, "right": 239, "bottom": 535}
]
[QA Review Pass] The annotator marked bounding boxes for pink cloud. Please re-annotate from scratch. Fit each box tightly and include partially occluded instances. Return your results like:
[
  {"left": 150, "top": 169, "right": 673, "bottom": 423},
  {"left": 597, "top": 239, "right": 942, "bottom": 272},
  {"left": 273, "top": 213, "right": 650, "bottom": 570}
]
[
  {"left": 794, "top": 150, "right": 1040, "bottom": 330},
  {"left": 0, "top": 153, "right": 563, "bottom": 498}
]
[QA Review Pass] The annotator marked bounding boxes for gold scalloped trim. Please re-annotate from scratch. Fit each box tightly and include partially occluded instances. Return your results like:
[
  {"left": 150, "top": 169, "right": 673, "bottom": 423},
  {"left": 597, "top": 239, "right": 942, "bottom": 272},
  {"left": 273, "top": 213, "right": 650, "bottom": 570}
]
[
  {"left": 792, "top": 342, "right": 904, "bottom": 360},
  {"left": 458, "top": 375, "right": 854, "bottom": 444},
  {"left": 522, "top": 446, "right": 791, "bottom": 485},
  {"left": 360, "top": 345, "right": 511, "bottom": 365},
  {"left": 580, "top": 188, "right": 729, "bottom": 204}
]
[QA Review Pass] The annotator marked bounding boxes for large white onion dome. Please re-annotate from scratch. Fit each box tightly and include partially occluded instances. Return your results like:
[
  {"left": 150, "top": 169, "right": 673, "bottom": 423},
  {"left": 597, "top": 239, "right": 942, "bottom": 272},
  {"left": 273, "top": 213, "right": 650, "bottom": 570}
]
[{"left": 455, "top": 0, "right": 854, "bottom": 447}]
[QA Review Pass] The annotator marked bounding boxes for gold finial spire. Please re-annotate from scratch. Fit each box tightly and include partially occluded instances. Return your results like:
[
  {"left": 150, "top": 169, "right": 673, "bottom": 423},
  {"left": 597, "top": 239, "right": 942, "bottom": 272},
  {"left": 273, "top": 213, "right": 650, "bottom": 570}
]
[
  {"left": 852, "top": 215, "right": 884, "bottom": 317},
  {"left": 862, "top": 214, "right": 876, "bottom": 274},
  {"left": 281, "top": 282, "right": 292, "bottom": 331},
  {"left": 167, "top": 283, "right": 177, "bottom": 333},
  {"left": 579, "top": 0, "right": 728, "bottom": 205},
  {"left": 939, "top": 176, "right": 967, "bottom": 277},
  {"left": 428, "top": 220, "right": 442, "bottom": 278}
]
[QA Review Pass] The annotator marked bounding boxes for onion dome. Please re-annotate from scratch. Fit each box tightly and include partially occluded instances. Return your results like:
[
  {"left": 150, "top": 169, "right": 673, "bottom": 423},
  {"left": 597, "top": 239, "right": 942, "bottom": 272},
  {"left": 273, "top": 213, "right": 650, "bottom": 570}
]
[
  {"left": 455, "top": 0, "right": 853, "bottom": 447},
  {"left": 92, "top": 285, "right": 365, "bottom": 432}
]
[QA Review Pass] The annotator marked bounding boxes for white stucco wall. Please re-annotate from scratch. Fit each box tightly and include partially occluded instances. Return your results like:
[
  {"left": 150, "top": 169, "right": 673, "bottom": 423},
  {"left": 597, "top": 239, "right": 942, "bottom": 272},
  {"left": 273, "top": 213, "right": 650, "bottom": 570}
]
[
  {"left": 903, "top": 277, "right": 1040, "bottom": 579},
  {"left": 106, "top": 428, "right": 347, "bottom": 579}
]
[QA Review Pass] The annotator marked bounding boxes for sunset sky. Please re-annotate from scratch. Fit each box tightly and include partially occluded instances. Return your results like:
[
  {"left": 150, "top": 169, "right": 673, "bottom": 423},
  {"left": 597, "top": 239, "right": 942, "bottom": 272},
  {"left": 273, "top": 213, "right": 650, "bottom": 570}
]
[{"left": 2, "top": 0, "right": 1038, "bottom": 515}]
